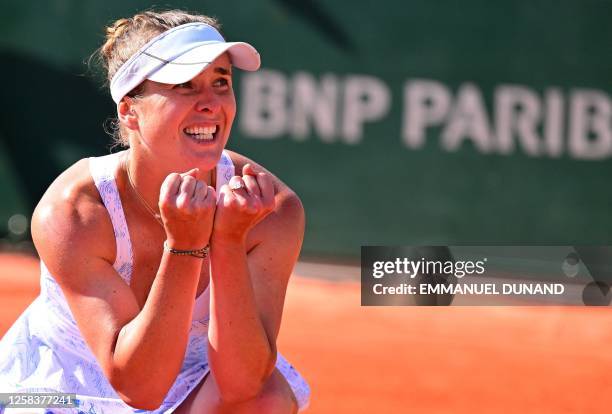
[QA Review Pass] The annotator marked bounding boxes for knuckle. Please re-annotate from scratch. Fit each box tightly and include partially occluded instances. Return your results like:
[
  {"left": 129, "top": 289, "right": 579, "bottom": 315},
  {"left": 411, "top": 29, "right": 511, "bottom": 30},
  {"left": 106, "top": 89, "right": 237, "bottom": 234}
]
[
  {"left": 176, "top": 195, "right": 190, "bottom": 209},
  {"left": 205, "top": 195, "right": 217, "bottom": 206},
  {"left": 164, "top": 174, "right": 180, "bottom": 186},
  {"left": 205, "top": 200, "right": 217, "bottom": 211},
  {"left": 205, "top": 194, "right": 217, "bottom": 205},
  {"left": 158, "top": 202, "right": 170, "bottom": 214},
  {"left": 252, "top": 194, "right": 262, "bottom": 203},
  {"left": 234, "top": 199, "right": 246, "bottom": 211},
  {"left": 244, "top": 198, "right": 256, "bottom": 210}
]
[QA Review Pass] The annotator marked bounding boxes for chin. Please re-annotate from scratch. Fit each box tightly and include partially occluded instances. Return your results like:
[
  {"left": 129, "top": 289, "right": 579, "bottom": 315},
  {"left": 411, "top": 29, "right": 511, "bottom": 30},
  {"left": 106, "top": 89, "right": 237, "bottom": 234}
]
[{"left": 178, "top": 148, "right": 224, "bottom": 171}]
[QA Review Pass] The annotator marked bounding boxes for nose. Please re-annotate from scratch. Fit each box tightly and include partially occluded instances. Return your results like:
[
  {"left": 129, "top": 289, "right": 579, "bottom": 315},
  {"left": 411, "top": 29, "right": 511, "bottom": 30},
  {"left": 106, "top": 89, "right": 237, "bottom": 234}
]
[{"left": 194, "top": 90, "right": 221, "bottom": 114}]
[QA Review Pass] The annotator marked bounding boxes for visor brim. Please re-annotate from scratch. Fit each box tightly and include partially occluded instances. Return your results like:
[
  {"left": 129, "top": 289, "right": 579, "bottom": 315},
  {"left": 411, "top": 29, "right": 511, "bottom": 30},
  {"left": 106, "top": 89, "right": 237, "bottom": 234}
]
[{"left": 148, "top": 41, "right": 260, "bottom": 85}]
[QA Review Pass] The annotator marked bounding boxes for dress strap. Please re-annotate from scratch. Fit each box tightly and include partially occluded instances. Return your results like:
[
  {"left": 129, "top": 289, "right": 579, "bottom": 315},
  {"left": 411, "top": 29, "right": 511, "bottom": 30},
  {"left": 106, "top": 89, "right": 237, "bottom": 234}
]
[
  {"left": 216, "top": 150, "right": 235, "bottom": 189},
  {"left": 87, "top": 150, "right": 233, "bottom": 288},
  {"left": 88, "top": 152, "right": 134, "bottom": 284}
]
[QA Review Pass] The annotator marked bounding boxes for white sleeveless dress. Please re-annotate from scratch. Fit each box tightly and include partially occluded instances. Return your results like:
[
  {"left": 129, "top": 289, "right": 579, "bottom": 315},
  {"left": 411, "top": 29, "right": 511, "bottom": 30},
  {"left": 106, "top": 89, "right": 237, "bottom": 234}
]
[{"left": 0, "top": 151, "right": 310, "bottom": 413}]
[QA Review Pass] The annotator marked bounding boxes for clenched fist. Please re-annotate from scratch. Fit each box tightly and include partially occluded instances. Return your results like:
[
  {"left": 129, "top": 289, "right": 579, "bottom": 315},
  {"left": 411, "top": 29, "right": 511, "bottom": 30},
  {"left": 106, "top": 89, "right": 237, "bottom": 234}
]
[
  {"left": 159, "top": 168, "right": 216, "bottom": 250},
  {"left": 213, "top": 164, "right": 276, "bottom": 242}
]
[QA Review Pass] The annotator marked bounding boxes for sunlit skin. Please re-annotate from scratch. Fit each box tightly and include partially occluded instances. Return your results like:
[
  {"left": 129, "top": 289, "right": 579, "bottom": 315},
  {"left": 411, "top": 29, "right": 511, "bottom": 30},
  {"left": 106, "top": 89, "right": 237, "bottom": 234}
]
[
  {"left": 119, "top": 54, "right": 237, "bottom": 229},
  {"left": 31, "top": 52, "right": 303, "bottom": 413},
  {"left": 131, "top": 63, "right": 234, "bottom": 168}
]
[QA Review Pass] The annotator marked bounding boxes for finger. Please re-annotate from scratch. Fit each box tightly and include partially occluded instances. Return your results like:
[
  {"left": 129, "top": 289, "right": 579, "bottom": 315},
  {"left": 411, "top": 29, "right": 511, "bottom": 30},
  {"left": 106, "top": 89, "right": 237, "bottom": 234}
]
[
  {"left": 217, "top": 185, "right": 228, "bottom": 206},
  {"left": 203, "top": 186, "right": 217, "bottom": 205},
  {"left": 179, "top": 175, "right": 197, "bottom": 200},
  {"left": 180, "top": 167, "right": 199, "bottom": 178},
  {"left": 195, "top": 184, "right": 215, "bottom": 204},
  {"left": 160, "top": 173, "right": 182, "bottom": 201},
  {"left": 257, "top": 172, "right": 274, "bottom": 205},
  {"left": 242, "top": 174, "right": 261, "bottom": 198},
  {"left": 228, "top": 176, "right": 248, "bottom": 199},
  {"left": 199, "top": 183, "right": 213, "bottom": 207},
  {"left": 243, "top": 163, "right": 258, "bottom": 176},
  {"left": 192, "top": 180, "right": 207, "bottom": 201}
]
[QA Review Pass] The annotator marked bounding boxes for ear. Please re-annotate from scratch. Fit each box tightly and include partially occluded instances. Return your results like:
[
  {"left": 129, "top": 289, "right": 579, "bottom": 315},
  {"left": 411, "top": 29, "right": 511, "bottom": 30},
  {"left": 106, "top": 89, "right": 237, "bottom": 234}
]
[{"left": 117, "top": 98, "right": 139, "bottom": 131}]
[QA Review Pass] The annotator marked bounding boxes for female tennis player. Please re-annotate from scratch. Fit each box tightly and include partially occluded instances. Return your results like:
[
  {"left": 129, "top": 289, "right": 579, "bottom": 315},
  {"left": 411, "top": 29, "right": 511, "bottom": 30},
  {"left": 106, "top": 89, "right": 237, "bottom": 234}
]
[{"left": 0, "top": 9, "right": 310, "bottom": 413}]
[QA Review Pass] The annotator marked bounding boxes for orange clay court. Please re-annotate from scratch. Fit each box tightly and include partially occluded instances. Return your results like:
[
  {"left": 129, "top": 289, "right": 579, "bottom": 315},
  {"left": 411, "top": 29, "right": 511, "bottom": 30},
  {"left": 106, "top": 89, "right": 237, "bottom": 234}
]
[{"left": 1, "top": 253, "right": 610, "bottom": 413}]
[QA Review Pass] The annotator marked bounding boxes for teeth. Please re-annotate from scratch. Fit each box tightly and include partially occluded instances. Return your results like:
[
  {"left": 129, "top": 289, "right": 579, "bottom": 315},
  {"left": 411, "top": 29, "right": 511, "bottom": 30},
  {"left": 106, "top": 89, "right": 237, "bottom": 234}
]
[
  {"left": 191, "top": 133, "right": 214, "bottom": 141},
  {"left": 185, "top": 126, "right": 217, "bottom": 135}
]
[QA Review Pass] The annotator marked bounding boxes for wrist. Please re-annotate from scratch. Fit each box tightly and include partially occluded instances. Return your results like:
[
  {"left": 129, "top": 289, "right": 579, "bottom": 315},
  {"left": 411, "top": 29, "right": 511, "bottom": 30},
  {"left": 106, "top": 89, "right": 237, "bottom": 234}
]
[
  {"left": 164, "top": 240, "right": 210, "bottom": 259},
  {"left": 165, "top": 238, "right": 209, "bottom": 251},
  {"left": 211, "top": 234, "right": 247, "bottom": 249}
]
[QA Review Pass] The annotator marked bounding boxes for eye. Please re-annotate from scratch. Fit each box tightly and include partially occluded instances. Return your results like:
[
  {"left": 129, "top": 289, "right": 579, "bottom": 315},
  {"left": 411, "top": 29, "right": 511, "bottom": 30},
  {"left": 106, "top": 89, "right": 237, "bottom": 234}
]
[{"left": 213, "top": 78, "right": 230, "bottom": 88}]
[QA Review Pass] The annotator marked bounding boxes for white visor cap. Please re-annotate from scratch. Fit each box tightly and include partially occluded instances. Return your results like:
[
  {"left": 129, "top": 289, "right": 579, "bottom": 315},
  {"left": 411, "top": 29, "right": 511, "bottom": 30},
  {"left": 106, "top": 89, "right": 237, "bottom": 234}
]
[{"left": 110, "top": 22, "right": 260, "bottom": 104}]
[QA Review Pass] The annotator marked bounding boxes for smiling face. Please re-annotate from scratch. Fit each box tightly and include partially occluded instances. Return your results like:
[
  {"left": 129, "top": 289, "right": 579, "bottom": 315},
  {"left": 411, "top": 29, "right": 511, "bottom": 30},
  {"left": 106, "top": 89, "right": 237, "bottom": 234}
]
[{"left": 125, "top": 53, "right": 236, "bottom": 172}]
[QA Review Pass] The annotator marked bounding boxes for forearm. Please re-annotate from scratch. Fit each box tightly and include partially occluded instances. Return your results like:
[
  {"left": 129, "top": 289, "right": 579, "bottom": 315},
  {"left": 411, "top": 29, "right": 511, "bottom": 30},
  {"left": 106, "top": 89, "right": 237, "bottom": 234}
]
[
  {"left": 208, "top": 237, "right": 276, "bottom": 401},
  {"left": 111, "top": 251, "right": 202, "bottom": 404}
]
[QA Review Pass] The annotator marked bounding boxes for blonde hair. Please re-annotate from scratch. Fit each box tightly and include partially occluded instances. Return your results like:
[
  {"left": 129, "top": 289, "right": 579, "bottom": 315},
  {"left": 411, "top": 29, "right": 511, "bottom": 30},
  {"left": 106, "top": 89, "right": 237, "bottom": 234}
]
[{"left": 97, "top": 10, "right": 221, "bottom": 147}]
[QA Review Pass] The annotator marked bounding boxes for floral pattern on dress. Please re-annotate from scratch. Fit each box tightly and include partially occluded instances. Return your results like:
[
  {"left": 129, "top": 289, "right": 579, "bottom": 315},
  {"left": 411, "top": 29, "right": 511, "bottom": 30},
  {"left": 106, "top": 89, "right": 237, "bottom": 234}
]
[{"left": 0, "top": 150, "right": 310, "bottom": 413}]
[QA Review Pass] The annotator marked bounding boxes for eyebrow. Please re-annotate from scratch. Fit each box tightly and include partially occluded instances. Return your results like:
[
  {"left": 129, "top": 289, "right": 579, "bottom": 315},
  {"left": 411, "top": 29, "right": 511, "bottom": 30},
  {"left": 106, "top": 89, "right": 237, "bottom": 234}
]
[{"left": 214, "top": 67, "right": 232, "bottom": 76}]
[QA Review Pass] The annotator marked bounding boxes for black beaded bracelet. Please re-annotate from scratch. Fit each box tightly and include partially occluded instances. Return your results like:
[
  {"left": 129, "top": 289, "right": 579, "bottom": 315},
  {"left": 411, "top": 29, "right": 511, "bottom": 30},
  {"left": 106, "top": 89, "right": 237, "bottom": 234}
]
[{"left": 163, "top": 241, "right": 209, "bottom": 259}]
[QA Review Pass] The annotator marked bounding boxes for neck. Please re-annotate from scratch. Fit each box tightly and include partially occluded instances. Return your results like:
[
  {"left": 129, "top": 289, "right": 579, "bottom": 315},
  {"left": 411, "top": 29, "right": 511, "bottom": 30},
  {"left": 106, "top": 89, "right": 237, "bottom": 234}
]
[{"left": 123, "top": 149, "right": 214, "bottom": 222}]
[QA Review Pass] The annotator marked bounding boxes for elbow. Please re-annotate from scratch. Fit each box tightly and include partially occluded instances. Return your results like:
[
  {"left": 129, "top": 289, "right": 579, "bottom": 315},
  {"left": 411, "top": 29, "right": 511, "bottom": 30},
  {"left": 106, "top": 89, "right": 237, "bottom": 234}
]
[
  {"left": 120, "top": 395, "right": 165, "bottom": 411},
  {"left": 112, "top": 383, "right": 166, "bottom": 410},
  {"left": 104, "top": 329, "right": 182, "bottom": 410},
  {"left": 218, "top": 380, "right": 265, "bottom": 405},
  {"left": 108, "top": 369, "right": 168, "bottom": 410},
  {"left": 218, "top": 351, "right": 277, "bottom": 404}
]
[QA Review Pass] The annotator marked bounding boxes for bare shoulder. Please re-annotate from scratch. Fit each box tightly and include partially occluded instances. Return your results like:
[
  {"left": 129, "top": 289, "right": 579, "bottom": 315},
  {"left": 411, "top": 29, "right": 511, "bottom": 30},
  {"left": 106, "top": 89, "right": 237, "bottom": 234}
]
[
  {"left": 31, "top": 158, "right": 141, "bottom": 377},
  {"left": 32, "top": 157, "right": 116, "bottom": 277},
  {"left": 225, "top": 150, "right": 305, "bottom": 243}
]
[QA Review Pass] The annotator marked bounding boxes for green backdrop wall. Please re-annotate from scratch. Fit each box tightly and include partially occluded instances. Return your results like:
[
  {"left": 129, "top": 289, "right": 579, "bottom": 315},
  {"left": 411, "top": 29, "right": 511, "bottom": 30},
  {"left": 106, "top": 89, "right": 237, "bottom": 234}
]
[{"left": 1, "top": 0, "right": 611, "bottom": 257}]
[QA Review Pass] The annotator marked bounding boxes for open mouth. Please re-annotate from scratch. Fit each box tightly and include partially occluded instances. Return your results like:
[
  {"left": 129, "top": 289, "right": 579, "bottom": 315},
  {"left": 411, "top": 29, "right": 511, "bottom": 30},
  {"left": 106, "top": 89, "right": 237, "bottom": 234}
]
[{"left": 183, "top": 125, "right": 218, "bottom": 142}]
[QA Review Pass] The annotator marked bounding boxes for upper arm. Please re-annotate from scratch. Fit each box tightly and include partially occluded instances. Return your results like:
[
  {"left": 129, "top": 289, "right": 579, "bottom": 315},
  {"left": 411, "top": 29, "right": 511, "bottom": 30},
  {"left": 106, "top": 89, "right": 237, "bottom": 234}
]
[{"left": 31, "top": 164, "right": 140, "bottom": 380}]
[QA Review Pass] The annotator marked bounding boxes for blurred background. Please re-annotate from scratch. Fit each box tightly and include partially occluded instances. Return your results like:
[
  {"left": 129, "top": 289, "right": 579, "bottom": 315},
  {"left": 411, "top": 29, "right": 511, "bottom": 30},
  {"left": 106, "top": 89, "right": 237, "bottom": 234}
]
[
  {"left": 2, "top": 0, "right": 611, "bottom": 258},
  {"left": 1, "top": 1, "right": 612, "bottom": 413}
]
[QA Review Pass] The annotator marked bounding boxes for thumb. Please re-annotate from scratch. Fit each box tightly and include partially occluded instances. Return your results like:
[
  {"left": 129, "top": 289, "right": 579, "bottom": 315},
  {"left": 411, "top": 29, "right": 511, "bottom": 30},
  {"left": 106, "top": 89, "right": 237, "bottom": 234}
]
[{"left": 180, "top": 168, "right": 199, "bottom": 178}]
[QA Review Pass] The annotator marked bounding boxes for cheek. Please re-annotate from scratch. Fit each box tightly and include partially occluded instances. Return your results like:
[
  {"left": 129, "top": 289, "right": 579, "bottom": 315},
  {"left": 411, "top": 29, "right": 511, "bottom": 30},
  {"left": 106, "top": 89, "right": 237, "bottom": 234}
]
[
  {"left": 224, "top": 95, "right": 237, "bottom": 122},
  {"left": 141, "top": 102, "right": 183, "bottom": 129}
]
